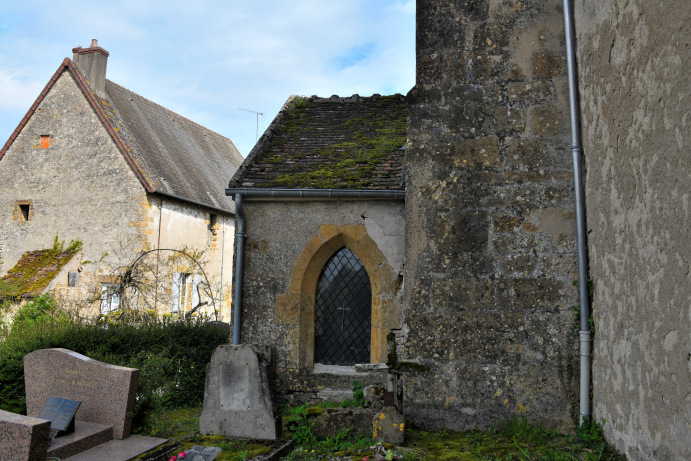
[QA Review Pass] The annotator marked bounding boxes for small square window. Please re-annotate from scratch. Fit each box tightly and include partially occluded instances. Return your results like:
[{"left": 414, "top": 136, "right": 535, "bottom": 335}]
[
  {"left": 40, "top": 135, "right": 50, "bottom": 149},
  {"left": 68, "top": 272, "right": 79, "bottom": 287},
  {"left": 19, "top": 204, "right": 30, "bottom": 221}
]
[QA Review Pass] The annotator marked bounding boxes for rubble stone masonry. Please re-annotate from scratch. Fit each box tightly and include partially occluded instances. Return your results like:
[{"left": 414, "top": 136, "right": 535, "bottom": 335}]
[
  {"left": 403, "top": 0, "right": 578, "bottom": 431},
  {"left": 0, "top": 71, "right": 148, "bottom": 294}
]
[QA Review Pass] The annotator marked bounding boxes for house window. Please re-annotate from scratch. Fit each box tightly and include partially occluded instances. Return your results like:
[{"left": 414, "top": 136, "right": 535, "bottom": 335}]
[
  {"left": 100, "top": 283, "right": 120, "bottom": 314},
  {"left": 171, "top": 272, "right": 201, "bottom": 314},
  {"left": 19, "top": 204, "right": 30, "bottom": 221},
  {"left": 68, "top": 271, "right": 79, "bottom": 287},
  {"left": 314, "top": 247, "right": 372, "bottom": 366},
  {"left": 40, "top": 135, "right": 50, "bottom": 148},
  {"left": 16, "top": 200, "right": 33, "bottom": 222}
]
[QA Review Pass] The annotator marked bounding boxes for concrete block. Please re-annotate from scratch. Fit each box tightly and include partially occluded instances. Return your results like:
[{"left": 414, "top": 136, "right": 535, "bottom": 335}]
[
  {"left": 200, "top": 345, "right": 281, "bottom": 440},
  {"left": 0, "top": 409, "right": 51, "bottom": 461}
]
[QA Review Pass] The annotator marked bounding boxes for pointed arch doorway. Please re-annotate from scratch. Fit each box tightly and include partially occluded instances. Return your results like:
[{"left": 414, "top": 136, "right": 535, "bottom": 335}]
[{"left": 314, "top": 247, "right": 372, "bottom": 365}]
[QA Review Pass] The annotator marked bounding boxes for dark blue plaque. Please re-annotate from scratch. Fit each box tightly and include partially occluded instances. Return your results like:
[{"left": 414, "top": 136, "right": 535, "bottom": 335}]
[{"left": 37, "top": 397, "right": 81, "bottom": 436}]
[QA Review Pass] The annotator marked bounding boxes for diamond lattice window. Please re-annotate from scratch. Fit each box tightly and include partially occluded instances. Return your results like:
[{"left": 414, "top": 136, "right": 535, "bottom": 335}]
[{"left": 314, "top": 247, "right": 372, "bottom": 365}]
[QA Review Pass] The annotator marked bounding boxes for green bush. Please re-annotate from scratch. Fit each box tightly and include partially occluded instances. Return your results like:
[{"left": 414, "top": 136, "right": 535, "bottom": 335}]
[{"left": 0, "top": 301, "right": 229, "bottom": 429}]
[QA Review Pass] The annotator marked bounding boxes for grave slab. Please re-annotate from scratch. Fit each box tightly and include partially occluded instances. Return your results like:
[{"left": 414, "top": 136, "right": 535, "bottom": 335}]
[
  {"left": 46, "top": 421, "right": 113, "bottom": 459},
  {"left": 61, "top": 434, "right": 167, "bottom": 461},
  {"left": 199, "top": 344, "right": 281, "bottom": 440},
  {"left": 373, "top": 406, "right": 404, "bottom": 444},
  {"left": 0, "top": 409, "right": 51, "bottom": 461},
  {"left": 24, "top": 348, "right": 138, "bottom": 439}
]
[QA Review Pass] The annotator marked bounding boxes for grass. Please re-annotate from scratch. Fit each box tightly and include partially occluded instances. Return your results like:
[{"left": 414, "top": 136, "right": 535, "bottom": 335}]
[{"left": 132, "top": 406, "right": 625, "bottom": 461}]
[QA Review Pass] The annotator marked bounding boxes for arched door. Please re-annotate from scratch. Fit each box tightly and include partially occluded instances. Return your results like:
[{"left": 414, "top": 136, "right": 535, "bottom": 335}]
[{"left": 314, "top": 247, "right": 372, "bottom": 365}]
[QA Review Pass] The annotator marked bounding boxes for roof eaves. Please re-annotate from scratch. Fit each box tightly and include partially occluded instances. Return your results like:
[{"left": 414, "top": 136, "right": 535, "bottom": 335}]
[{"left": 66, "top": 60, "right": 155, "bottom": 193}]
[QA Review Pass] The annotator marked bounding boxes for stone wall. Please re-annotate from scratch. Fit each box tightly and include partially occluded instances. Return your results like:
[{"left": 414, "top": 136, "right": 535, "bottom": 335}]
[
  {"left": 0, "top": 70, "right": 235, "bottom": 321},
  {"left": 236, "top": 200, "right": 405, "bottom": 402},
  {"left": 575, "top": 1, "right": 691, "bottom": 459},
  {"left": 403, "top": 0, "right": 577, "bottom": 431},
  {"left": 0, "top": 71, "right": 148, "bottom": 294}
]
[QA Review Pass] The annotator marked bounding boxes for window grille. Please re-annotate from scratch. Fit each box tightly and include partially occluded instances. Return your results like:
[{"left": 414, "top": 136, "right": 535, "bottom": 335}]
[{"left": 314, "top": 247, "right": 371, "bottom": 365}]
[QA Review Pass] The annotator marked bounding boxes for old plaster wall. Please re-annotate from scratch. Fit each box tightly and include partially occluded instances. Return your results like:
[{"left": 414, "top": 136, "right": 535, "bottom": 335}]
[
  {"left": 148, "top": 195, "right": 235, "bottom": 321},
  {"left": 575, "top": 1, "right": 691, "bottom": 459},
  {"left": 0, "top": 71, "right": 149, "bottom": 299},
  {"left": 404, "top": 0, "right": 578, "bottom": 431},
  {"left": 236, "top": 200, "right": 405, "bottom": 402}
]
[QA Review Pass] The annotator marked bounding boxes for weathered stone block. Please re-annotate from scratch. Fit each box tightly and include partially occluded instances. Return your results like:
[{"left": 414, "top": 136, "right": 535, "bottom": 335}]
[
  {"left": 373, "top": 406, "right": 404, "bottom": 444},
  {"left": 436, "top": 209, "right": 489, "bottom": 252},
  {"left": 0, "top": 410, "right": 51, "bottom": 461},
  {"left": 532, "top": 52, "right": 565, "bottom": 78},
  {"left": 507, "top": 81, "right": 555, "bottom": 105},
  {"left": 450, "top": 137, "right": 501, "bottom": 168},
  {"left": 307, "top": 407, "right": 372, "bottom": 440},
  {"left": 24, "top": 348, "right": 138, "bottom": 440},
  {"left": 200, "top": 345, "right": 281, "bottom": 441},
  {"left": 531, "top": 104, "right": 567, "bottom": 137}
]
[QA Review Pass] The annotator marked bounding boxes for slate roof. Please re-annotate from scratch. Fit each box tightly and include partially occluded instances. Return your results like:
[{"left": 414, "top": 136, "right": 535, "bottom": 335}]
[
  {"left": 229, "top": 94, "right": 407, "bottom": 190},
  {"left": 1, "top": 59, "right": 243, "bottom": 213}
]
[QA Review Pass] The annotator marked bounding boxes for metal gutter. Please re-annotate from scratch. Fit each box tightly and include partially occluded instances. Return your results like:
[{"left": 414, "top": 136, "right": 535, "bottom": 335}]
[
  {"left": 225, "top": 188, "right": 405, "bottom": 201},
  {"left": 154, "top": 191, "right": 235, "bottom": 215},
  {"left": 225, "top": 187, "right": 405, "bottom": 344},
  {"left": 563, "top": 0, "right": 592, "bottom": 425},
  {"left": 232, "top": 193, "right": 246, "bottom": 345}
]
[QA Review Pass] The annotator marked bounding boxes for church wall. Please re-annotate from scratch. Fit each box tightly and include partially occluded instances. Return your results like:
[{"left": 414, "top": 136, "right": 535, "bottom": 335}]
[
  {"left": 404, "top": 0, "right": 577, "bottom": 431},
  {"left": 575, "top": 1, "right": 691, "bottom": 459},
  {"left": 235, "top": 200, "right": 405, "bottom": 402}
]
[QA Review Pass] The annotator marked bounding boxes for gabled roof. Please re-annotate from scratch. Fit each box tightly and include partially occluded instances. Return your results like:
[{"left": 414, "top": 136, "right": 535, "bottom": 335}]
[
  {"left": 0, "top": 59, "right": 243, "bottom": 213},
  {"left": 229, "top": 94, "right": 407, "bottom": 190}
]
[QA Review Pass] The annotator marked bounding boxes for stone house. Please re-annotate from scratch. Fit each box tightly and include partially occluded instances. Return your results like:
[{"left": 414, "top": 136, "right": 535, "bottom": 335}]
[
  {"left": 227, "top": 94, "right": 407, "bottom": 401},
  {"left": 0, "top": 41, "right": 244, "bottom": 321}
]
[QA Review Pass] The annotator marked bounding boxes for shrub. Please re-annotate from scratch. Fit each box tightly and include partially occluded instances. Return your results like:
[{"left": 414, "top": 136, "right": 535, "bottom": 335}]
[{"left": 0, "top": 305, "right": 228, "bottom": 429}]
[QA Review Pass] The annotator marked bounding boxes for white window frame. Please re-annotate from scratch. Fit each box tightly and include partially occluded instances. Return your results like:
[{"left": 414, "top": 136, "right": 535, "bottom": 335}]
[{"left": 100, "top": 282, "right": 120, "bottom": 314}]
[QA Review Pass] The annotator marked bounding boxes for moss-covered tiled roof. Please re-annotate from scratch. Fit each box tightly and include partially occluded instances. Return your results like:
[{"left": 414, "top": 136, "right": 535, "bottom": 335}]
[
  {"left": 229, "top": 94, "right": 407, "bottom": 189},
  {"left": 0, "top": 249, "right": 78, "bottom": 299}
]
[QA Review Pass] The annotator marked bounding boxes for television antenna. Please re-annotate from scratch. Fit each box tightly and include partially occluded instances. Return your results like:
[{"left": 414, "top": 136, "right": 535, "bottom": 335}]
[{"left": 239, "top": 108, "right": 264, "bottom": 142}]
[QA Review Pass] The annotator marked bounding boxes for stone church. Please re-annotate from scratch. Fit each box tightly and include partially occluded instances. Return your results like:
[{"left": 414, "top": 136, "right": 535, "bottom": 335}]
[
  {"left": 0, "top": 41, "right": 244, "bottom": 321},
  {"left": 229, "top": 1, "right": 691, "bottom": 460}
]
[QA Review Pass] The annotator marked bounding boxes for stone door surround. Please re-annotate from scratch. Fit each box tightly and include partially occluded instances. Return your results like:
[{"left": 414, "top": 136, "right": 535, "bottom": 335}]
[{"left": 275, "top": 224, "right": 401, "bottom": 369}]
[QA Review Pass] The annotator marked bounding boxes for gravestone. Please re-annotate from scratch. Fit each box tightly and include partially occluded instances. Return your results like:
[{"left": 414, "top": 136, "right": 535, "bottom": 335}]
[
  {"left": 200, "top": 344, "right": 281, "bottom": 440},
  {"left": 373, "top": 406, "right": 404, "bottom": 444},
  {"left": 0, "top": 410, "right": 51, "bottom": 461},
  {"left": 24, "top": 348, "right": 138, "bottom": 440},
  {"left": 37, "top": 397, "right": 81, "bottom": 436}
]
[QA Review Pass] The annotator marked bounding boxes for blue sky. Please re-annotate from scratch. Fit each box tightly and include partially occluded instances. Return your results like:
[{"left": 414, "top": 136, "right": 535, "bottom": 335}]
[{"left": 0, "top": 0, "right": 415, "bottom": 157}]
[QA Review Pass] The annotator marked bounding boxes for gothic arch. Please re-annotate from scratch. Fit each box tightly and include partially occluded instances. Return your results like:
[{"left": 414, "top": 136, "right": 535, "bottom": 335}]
[{"left": 275, "top": 224, "right": 401, "bottom": 369}]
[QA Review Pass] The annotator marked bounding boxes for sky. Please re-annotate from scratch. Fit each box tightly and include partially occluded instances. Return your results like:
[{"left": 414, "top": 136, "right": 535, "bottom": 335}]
[{"left": 0, "top": 0, "right": 416, "bottom": 158}]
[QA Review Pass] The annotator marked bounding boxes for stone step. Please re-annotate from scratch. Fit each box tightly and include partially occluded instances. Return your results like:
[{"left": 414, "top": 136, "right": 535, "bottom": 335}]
[
  {"left": 63, "top": 434, "right": 168, "bottom": 461},
  {"left": 47, "top": 421, "right": 113, "bottom": 459}
]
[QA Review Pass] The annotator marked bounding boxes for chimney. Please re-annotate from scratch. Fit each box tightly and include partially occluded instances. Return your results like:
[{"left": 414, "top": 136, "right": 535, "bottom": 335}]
[{"left": 72, "top": 39, "right": 109, "bottom": 97}]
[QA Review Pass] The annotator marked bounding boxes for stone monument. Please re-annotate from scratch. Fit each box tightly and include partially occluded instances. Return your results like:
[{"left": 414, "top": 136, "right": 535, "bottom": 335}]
[
  {"left": 200, "top": 344, "right": 281, "bottom": 440},
  {"left": 24, "top": 348, "right": 138, "bottom": 440},
  {"left": 0, "top": 410, "right": 51, "bottom": 461}
]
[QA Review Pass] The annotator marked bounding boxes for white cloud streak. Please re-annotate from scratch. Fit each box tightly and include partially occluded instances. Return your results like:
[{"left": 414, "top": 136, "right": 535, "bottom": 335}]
[{"left": 0, "top": 0, "right": 415, "bottom": 156}]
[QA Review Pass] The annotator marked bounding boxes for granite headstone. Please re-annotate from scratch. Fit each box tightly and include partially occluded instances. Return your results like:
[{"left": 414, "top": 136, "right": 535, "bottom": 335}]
[
  {"left": 24, "top": 348, "right": 138, "bottom": 439},
  {"left": 0, "top": 409, "right": 51, "bottom": 461}
]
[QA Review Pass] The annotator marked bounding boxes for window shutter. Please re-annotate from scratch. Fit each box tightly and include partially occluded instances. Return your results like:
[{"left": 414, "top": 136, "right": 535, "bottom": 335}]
[
  {"left": 171, "top": 272, "right": 182, "bottom": 313},
  {"left": 192, "top": 274, "right": 201, "bottom": 308}
]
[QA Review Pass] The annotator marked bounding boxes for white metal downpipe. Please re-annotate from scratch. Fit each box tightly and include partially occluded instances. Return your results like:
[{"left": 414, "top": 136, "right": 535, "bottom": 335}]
[{"left": 562, "top": 0, "right": 591, "bottom": 425}]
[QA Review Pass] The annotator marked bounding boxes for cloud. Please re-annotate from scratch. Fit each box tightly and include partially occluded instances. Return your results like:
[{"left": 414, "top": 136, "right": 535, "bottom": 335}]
[{"left": 0, "top": 0, "right": 415, "bottom": 157}]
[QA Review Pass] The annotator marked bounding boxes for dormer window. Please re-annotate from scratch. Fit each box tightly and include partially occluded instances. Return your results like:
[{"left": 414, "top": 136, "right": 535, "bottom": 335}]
[{"left": 40, "top": 135, "right": 50, "bottom": 148}]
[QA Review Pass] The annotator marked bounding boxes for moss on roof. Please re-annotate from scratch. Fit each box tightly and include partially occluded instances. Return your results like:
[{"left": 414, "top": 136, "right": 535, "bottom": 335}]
[
  {"left": 0, "top": 249, "right": 78, "bottom": 299},
  {"left": 231, "top": 94, "right": 407, "bottom": 190}
]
